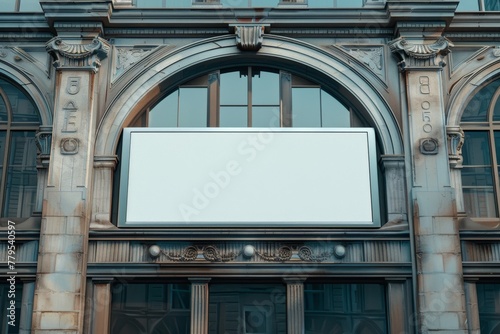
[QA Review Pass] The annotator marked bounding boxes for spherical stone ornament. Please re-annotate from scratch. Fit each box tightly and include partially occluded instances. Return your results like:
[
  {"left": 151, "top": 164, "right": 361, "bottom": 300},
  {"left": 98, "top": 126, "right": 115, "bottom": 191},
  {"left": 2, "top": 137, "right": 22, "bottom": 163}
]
[
  {"left": 148, "top": 245, "right": 161, "bottom": 258},
  {"left": 334, "top": 245, "right": 346, "bottom": 259},
  {"left": 243, "top": 245, "right": 255, "bottom": 258}
]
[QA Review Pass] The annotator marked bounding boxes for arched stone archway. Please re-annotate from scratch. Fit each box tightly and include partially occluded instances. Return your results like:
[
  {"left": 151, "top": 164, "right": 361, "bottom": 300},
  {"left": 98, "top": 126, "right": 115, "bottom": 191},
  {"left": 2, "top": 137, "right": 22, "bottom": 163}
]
[{"left": 95, "top": 34, "right": 402, "bottom": 156}]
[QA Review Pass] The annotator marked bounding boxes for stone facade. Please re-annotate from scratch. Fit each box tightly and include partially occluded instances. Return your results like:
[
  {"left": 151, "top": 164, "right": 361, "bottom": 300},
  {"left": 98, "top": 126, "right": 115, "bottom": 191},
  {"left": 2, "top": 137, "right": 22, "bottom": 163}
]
[{"left": 0, "top": 0, "right": 499, "bottom": 333}]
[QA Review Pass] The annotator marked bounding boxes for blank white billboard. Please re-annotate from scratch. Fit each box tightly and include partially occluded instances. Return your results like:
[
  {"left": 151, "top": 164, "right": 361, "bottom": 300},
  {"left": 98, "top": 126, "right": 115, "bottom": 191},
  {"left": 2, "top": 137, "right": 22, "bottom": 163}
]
[{"left": 118, "top": 128, "right": 380, "bottom": 227}]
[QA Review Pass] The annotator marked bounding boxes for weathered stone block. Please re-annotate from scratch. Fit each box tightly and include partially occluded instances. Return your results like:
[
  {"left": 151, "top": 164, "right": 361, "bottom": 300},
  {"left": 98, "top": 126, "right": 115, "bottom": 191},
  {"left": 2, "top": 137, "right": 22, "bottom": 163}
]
[
  {"left": 41, "top": 217, "right": 66, "bottom": 235},
  {"left": 420, "top": 253, "right": 444, "bottom": 273},
  {"left": 55, "top": 253, "right": 81, "bottom": 273},
  {"left": 39, "top": 312, "right": 78, "bottom": 330},
  {"left": 37, "top": 273, "right": 82, "bottom": 293},
  {"left": 44, "top": 191, "right": 84, "bottom": 217},
  {"left": 433, "top": 216, "right": 458, "bottom": 235},
  {"left": 414, "top": 190, "right": 455, "bottom": 217},
  {"left": 39, "top": 235, "right": 84, "bottom": 253}
]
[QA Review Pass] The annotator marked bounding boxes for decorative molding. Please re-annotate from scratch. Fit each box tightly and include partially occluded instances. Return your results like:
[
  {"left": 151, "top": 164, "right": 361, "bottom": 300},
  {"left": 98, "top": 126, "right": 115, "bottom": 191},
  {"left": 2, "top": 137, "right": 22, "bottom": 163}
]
[
  {"left": 202, "top": 245, "right": 240, "bottom": 262},
  {"left": 494, "top": 47, "right": 500, "bottom": 57},
  {"left": 447, "top": 126, "right": 465, "bottom": 169},
  {"left": 113, "top": 47, "right": 153, "bottom": 80},
  {"left": 255, "top": 246, "right": 293, "bottom": 262},
  {"left": 60, "top": 138, "right": 79, "bottom": 155},
  {"left": 340, "top": 46, "right": 384, "bottom": 79},
  {"left": 389, "top": 37, "right": 454, "bottom": 69},
  {"left": 235, "top": 25, "right": 265, "bottom": 51},
  {"left": 35, "top": 127, "right": 52, "bottom": 166},
  {"left": 164, "top": 246, "right": 198, "bottom": 262},
  {"left": 297, "top": 246, "right": 331, "bottom": 262},
  {"left": 46, "top": 37, "right": 110, "bottom": 72}
]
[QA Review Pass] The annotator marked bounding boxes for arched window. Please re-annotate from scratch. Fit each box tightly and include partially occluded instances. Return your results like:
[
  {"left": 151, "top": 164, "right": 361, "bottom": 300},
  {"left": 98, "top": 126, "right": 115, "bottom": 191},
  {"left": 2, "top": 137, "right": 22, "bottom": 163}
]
[
  {"left": 0, "top": 78, "right": 40, "bottom": 218},
  {"left": 140, "top": 66, "right": 364, "bottom": 128},
  {"left": 460, "top": 77, "right": 500, "bottom": 218}
]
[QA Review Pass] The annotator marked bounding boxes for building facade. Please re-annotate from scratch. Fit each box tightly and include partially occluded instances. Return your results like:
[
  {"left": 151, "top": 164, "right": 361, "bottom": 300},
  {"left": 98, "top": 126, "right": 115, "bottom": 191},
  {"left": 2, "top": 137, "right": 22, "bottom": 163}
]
[{"left": 1, "top": 0, "right": 500, "bottom": 333}]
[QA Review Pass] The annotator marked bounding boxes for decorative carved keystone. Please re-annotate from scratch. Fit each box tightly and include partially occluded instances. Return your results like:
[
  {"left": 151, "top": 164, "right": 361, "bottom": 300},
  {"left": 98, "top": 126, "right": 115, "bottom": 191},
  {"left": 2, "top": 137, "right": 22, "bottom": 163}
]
[
  {"left": 46, "top": 36, "right": 110, "bottom": 71},
  {"left": 389, "top": 36, "right": 454, "bottom": 69},
  {"left": 235, "top": 25, "right": 265, "bottom": 51}
]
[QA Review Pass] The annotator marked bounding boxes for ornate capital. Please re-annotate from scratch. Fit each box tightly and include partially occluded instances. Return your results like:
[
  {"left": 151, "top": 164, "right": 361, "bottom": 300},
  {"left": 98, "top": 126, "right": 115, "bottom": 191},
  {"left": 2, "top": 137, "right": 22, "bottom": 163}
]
[
  {"left": 235, "top": 25, "right": 265, "bottom": 51},
  {"left": 35, "top": 126, "right": 52, "bottom": 168},
  {"left": 447, "top": 126, "right": 465, "bottom": 169},
  {"left": 389, "top": 37, "right": 454, "bottom": 69},
  {"left": 46, "top": 37, "right": 110, "bottom": 72}
]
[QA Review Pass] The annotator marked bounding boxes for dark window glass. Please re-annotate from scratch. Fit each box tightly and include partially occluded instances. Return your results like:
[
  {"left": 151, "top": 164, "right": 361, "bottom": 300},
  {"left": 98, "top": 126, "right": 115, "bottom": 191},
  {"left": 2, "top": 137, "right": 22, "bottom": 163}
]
[
  {"left": 462, "top": 80, "right": 500, "bottom": 122},
  {"left": 178, "top": 88, "right": 208, "bottom": 127},
  {"left": 111, "top": 283, "right": 191, "bottom": 334},
  {"left": 462, "top": 132, "right": 491, "bottom": 165},
  {"left": 477, "top": 284, "right": 500, "bottom": 333},
  {"left": 304, "top": 283, "right": 387, "bottom": 334},
  {"left": 0, "top": 284, "right": 24, "bottom": 334},
  {"left": 209, "top": 283, "right": 286, "bottom": 334},
  {"left": 0, "top": 78, "right": 40, "bottom": 218},
  {"left": 484, "top": 0, "right": 500, "bottom": 10}
]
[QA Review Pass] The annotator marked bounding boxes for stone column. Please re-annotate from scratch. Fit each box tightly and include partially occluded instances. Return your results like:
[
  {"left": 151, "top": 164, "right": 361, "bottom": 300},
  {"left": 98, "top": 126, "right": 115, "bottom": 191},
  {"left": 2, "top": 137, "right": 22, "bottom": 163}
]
[
  {"left": 189, "top": 278, "right": 211, "bottom": 334},
  {"left": 91, "top": 278, "right": 113, "bottom": 334},
  {"left": 283, "top": 278, "right": 305, "bottom": 334},
  {"left": 380, "top": 155, "right": 407, "bottom": 226},
  {"left": 31, "top": 31, "right": 109, "bottom": 333},
  {"left": 464, "top": 281, "right": 480, "bottom": 334},
  {"left": 91, "top": 155, "right": 118, "bottom": 228},
  {"left": 386, "top": 279, "right": 411, "bottom": 334},
  {"left": 390, "top": 36, "right": 468, "bottom": 333}
]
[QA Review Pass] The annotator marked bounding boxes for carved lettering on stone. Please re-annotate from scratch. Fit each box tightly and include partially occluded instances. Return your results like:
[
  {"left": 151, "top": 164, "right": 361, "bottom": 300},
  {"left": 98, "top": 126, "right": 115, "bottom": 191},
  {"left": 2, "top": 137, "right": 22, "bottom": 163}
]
[
  {"left": 60, "top": 138, "right": 79, "bottom": 155},
  {"left": 66, "top": 77, "right": 81, "bottom": 95},
  {"left": 62, "top": 101, "right": 78, "bottom": 133}
]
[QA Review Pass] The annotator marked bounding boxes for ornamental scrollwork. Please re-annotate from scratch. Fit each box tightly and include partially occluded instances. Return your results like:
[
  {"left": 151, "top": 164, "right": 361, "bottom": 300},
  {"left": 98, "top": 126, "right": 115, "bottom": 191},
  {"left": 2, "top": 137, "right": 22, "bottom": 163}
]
[
  {"left": 202, "top": 245, "right": 240, "bottom": 262},
  {"left": 389, "top": 36, "right": 454, "bottom": 69},
  {"left": 235, "top": 25, "right": 265, "bottom": 51},
  {"left": 46, "top": 37, "right": 110, "bottom": 71},
  {"left": 163, "top": 246, "right": 198, "bottom": 262},
  {"left": 255, "top": 246, "right": 293, "bottom": 262},
  {"left": 297, "top": 246, "right": 331, "bottom": 263}
]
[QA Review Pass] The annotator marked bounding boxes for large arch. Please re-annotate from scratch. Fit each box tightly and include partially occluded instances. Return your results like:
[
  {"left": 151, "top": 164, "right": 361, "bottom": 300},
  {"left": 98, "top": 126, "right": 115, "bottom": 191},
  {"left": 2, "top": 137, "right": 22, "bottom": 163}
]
[
  {"left": 95, "top": 34, "right": 402, "bottom": 156},
  {"left": 447, "top": 60, "right": 500, "bottom": 125}
]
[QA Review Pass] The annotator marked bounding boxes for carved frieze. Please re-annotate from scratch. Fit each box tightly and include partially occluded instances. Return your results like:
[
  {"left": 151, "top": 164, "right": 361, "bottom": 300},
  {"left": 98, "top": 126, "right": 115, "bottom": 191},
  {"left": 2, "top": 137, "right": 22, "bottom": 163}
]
[
  {"left": 46, "top": 37, "right": 110, "bottom": 71},
  {"left": 389, "top": 37, "right": 454, "bottom": 69},
  {"left": 113, "top": 47, "right": 152, "bottom": 80}
]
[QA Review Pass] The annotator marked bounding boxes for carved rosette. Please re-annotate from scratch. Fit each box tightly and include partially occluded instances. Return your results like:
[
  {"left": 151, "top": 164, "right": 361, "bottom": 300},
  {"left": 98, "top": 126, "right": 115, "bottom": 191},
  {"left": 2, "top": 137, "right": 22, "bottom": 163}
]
[
  {"left": 164, "top": 246, "right": 198, "bottom": 262},
  {"left": 447, "top": 126, "right": 465, "bottom": 169},
  {"left": 297, "top": 246, "right": 331, "bottom": 262},
  {"left": 46, "top": 37, "right": 110, "bottom": 71},
  {"left": 255, "top": 246, "right": 293, "bottom": 262},
  {"left": 235, "top": 25, "right": 265, "bottom": 51},
  {"left": 389, "top": 37, "right": 454, "bottom": 69}
]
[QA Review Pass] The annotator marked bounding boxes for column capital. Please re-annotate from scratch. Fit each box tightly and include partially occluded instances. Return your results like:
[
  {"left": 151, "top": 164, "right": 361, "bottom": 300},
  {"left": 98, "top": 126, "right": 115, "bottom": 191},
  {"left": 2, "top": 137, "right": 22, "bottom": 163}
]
[
  {"left": 389, "top": 36, "right": 454, "bottom": 70},
  {"left": 447, "top": 126, "right": 465, "bottom": 169},
  {"left": 230, "top": 24, "right": 269, "bottom": 51},
  {"left": 46, "top": 36, "right": 110, "bottom": 72}
]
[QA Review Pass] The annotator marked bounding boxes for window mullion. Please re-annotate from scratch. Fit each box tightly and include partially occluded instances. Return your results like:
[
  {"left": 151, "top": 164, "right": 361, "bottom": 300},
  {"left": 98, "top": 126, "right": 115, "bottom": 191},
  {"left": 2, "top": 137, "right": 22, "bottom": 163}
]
[
  {"left": 208, "top": 71, "right": 220, "bottom": 127},
  {"left": 280, "top": 71, "right": 292, "bottom": 127},
  {"left": 248, "top": 67, "right": 252, "bottom": 127},
  {"left": 489, "top": 128, "right": 500, "bottom": 217}
]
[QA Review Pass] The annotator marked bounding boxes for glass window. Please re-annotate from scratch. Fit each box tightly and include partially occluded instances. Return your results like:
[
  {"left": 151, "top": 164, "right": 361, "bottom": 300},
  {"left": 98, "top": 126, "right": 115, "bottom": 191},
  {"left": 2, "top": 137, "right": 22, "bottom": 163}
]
[
  {"left": 477, "top": 284, "right": 500, "bottom": 333},
  {"left": 304, "top": 283, "right": 387, "bottom": 334},
  {"left": 0, "top": 284, "right": 24, "bottom": 334},
  {"left": 148, "top": 67, "right": 354, "bottom": 129},
  {"left": 111, "top": 283, "right": 191, "bottom": 334},
  {"left": 0, "top": 78, "right": 40, "bottom": 218},
  {"left": 456, "top": 0, "right": 480, "bottom": 11},
  {"left": 460, "top": 78, "right": 500, "bottom": 218},
  {"left": 209, "top": 283, "right": 286, "bottom": 334}
]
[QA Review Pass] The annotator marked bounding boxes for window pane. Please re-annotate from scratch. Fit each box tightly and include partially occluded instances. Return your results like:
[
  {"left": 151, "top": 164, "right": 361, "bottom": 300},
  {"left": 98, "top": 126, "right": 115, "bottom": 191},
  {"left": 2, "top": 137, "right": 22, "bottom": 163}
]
[
  {"left": 462, "top": 167, "right": 494, "bottom": 186},
  {"left": 292, "top": 88, "right": 321, "bottom": 127},
  {"left": 1, "top": 0, "right": 16, "bottom": 11},
  {"left": 178, "top": 88, "right": 208, "bottom": 127},
  {"left": 321, "top": 90, "right": 350, "bottom": 127},
  {"left": 252, "top": 107, "right": 280, "bottom": 127},
  {"left": 111, "top": 283, "right": 190, "bottom": 334},
  {"left": 252, "top": 71, "right": 279, "bottom": 105},
  {"left": 304, "top": 283, "right": 387, "bottom": 334},
  {"left": 463, "top": 188, "right": 496, "bottom": 217},
  {"left": 220, "top": 70, "right": 248, "bottom": 106},
  {"left": 3, "top": 131, "right": 38, "bottom": 217},
  {"left": 456, "top": 0, "right": 480, "bottom": 11},
  {"left": 462, "top": 132, "right": 491, "bottom": 165},
  {"left": 493, "top": 95, "right": 500, "bottom": 121},
  {"left": 209, "top": 284, "right": 286, "bottom": 334},
  {"left": 484, "top": 0, "right": 500, "bottom": 10},
  {"left": 0, "top": 284, "right": 24, "bottom": 333},
  {"left": 136, "top": 0, "right": 164, "bottom": 7},
  {"left": 0, "top": 95, "right": 7, "bottom": 122},
  {"left": 19, "top": 0, "right": 43, "bottom": 11},
  {"left": 0, "top": 79, "right": 40, "bottom": 123},
  {"left": 335, "top": 0, "right": 364, "bottom": 8},
  {"left": 149, "top": 91, "right": 178, "bottom": 127},
  {"left": 477, "top": 284, "right": 500, "bottom": 333},
  {"left": 462, "top": 80, "right": 500, "bottom": 122},
  {"left": 220, "top": 106, "right": 247, "bottom": 127}
]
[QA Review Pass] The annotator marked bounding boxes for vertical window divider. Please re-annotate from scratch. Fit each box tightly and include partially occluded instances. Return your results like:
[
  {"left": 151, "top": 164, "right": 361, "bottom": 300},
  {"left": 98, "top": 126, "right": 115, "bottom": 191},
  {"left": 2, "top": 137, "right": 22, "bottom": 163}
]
[
  {"left": 280, "top": 71, "right": 292, "bottom": 127},
  {"left": 0, "top": 89, "right": 13, "bottom": 215},
  {"left": 489, "top": 88, "right": 500, "bottom": 216},
  {"left": 208, "top": 71, "right": 220, "bottom": 127},
  {"left": 248, "top": 67, "right": 253, "bottom": 127}
]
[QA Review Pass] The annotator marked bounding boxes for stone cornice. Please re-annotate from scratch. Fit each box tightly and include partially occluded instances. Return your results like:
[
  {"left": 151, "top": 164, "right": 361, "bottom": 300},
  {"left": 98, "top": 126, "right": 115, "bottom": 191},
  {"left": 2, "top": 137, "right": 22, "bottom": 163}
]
[{"left": 46, "top": 36, "right": 110, "bottom": 72}]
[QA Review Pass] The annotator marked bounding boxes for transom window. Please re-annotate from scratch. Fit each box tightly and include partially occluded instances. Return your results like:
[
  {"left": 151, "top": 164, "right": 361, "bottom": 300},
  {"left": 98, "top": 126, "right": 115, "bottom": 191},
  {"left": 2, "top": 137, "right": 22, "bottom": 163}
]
[
  {"left": 0, "top": 78, "right": 40, "bottom": 218},
  {"left": 457, "top": 0, "right": 500, "bottom": 11},
  {"left": 460, "top": 78, "right": 500, "bottom": 218},
  {"left": 144, "top": 67, "right": 359, "bottom": 129}
]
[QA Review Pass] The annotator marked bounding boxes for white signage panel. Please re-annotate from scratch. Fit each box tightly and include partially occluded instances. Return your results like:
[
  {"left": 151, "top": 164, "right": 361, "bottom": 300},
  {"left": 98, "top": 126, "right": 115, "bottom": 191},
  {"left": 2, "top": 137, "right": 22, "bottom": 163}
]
[{"left": 118, "top": 128, "right": 380, "bottom": 227}]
